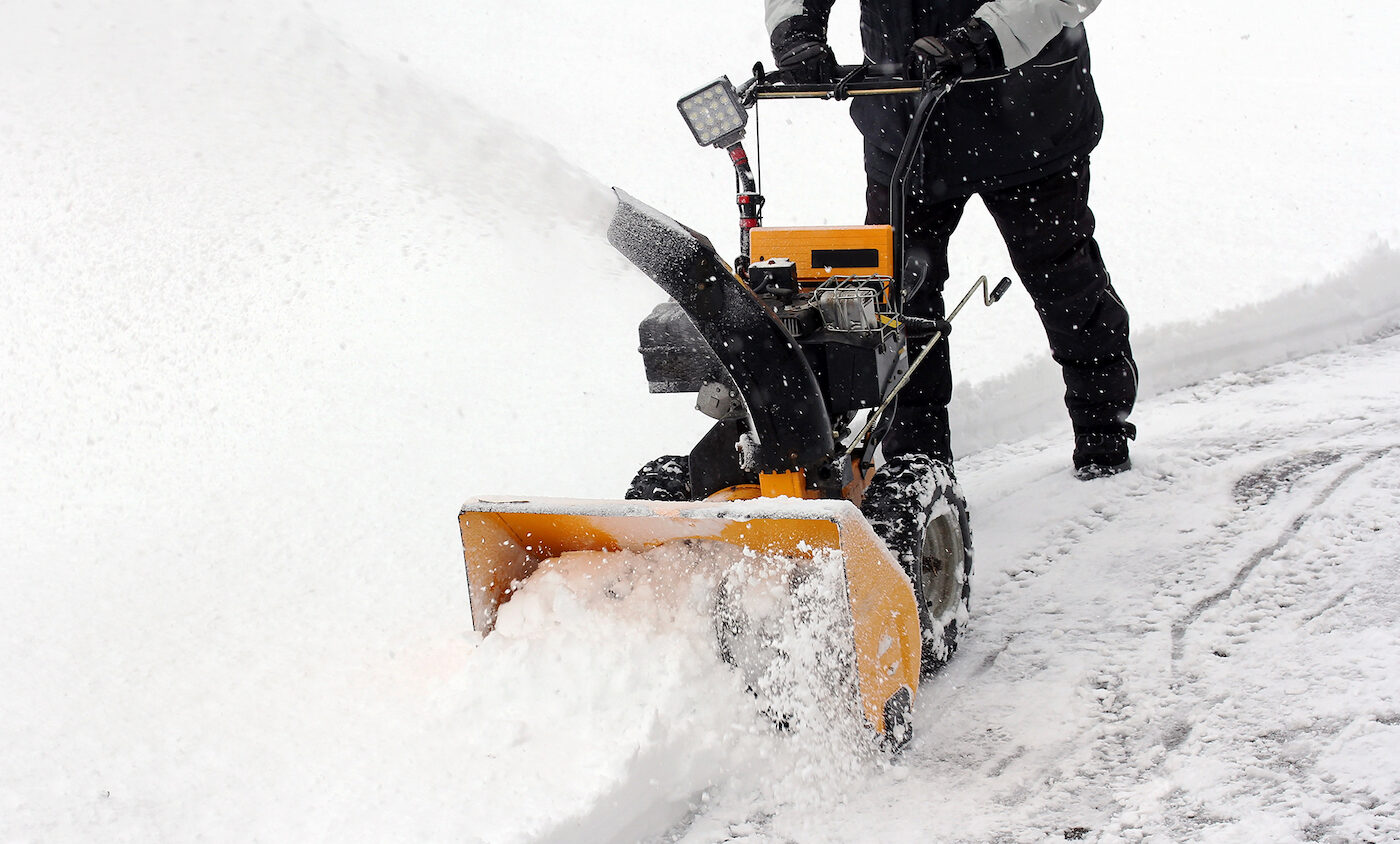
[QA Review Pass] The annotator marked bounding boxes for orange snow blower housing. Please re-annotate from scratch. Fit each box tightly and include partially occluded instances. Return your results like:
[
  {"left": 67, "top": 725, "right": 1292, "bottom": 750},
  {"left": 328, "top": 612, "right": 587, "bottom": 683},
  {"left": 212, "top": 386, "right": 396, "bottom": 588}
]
[
  {"left": 461, "top": 69, "right": 999, "bottom": 748},
  {"left": 459, "top": 495, "right": 922, "bottom": 739}
]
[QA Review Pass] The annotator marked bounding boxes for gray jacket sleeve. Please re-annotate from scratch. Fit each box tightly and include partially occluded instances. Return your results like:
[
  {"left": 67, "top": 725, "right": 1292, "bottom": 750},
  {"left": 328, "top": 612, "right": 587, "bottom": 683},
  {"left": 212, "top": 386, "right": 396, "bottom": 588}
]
[
  {"left": 765, "top": 0, "right": 835, "bottom": 35},
  {"left": 974, "top": 0, "right": 1102, "bottom": 68}
]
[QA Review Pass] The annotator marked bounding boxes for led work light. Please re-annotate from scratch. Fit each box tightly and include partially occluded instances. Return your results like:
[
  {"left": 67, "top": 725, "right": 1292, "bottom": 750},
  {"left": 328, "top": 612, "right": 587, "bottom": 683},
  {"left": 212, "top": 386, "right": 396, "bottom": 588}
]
[{"left": 677, "top": 77, "right": 748, "bottom": 148}]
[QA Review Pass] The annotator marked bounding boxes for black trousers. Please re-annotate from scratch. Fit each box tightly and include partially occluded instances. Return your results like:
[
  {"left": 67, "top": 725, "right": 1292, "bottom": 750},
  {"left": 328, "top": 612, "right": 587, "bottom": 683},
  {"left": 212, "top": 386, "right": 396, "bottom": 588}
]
[{"left": 871, "top": 159, "right": 1138, "bottom": 464}]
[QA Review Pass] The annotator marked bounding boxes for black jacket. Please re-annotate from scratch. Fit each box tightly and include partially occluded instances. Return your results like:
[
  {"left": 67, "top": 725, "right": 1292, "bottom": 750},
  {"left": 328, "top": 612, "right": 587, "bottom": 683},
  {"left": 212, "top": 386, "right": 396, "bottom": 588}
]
[{"left": 776, "top": 0, "right": 1103, "bottom": 200}]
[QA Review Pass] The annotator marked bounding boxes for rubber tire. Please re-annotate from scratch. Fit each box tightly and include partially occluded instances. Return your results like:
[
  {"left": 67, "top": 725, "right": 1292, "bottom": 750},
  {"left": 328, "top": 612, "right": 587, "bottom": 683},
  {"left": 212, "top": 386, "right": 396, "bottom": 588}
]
[
  {"left": 624, "top": 455, "right": 692, "bottom": 501},
  {"left": 861, "top": 454, "right": 974, "bottom": 677}
]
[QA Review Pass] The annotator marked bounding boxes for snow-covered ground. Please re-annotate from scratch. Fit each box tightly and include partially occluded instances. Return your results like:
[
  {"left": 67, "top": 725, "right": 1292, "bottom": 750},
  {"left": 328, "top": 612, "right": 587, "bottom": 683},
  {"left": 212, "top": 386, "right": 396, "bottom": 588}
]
[
  {"left": 2, "top": 1, "right": 1397, "bottom": 842},
  {"left": 734, "top": 333, "right": 1400, "bottom": 843}
]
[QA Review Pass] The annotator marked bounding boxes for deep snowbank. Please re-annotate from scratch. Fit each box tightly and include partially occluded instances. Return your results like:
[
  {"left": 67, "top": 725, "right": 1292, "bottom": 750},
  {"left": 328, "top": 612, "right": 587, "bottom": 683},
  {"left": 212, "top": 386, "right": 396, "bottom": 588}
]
[{"left": 0, "top": 4, "right": 664, "bottom": 839}]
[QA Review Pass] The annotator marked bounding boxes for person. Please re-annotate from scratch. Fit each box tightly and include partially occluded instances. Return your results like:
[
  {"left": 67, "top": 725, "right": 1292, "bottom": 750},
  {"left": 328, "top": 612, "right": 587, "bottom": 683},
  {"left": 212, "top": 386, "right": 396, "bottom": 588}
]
[{"left": 767, "top": 0, "right": 1138, "bottom": 479}]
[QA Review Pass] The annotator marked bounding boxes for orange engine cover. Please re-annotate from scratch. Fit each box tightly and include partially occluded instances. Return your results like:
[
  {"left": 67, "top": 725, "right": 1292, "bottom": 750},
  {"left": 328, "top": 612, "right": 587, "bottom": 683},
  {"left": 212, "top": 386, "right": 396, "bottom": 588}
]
[{"left": 749, "top": 225, "right": 894, "bottom": 281}]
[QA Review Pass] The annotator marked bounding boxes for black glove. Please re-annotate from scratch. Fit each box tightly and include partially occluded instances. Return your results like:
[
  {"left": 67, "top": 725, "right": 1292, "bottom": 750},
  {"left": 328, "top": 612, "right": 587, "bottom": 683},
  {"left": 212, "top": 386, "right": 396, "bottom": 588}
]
[
  {"left": 770, "top": 14, "right": 838, "bottom": 84},
  {"left": 908, "top": 17, "right": 1003, "bottom": 80}
]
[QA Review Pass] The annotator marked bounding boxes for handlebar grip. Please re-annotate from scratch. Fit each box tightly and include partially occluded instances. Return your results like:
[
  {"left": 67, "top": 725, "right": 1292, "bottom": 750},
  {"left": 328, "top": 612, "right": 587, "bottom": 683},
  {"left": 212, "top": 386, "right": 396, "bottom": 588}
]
[{"left": 990, "top": 277, "right": 1013, "bottom": 303}]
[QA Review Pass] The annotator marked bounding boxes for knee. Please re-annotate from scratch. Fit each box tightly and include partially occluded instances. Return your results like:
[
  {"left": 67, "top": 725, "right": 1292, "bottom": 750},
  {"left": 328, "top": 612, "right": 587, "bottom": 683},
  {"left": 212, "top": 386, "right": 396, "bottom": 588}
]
[
  {"left": 1019, "top": 233, "right": 1115, "bottom": 316},
  {"left": 1039, "top": 283, "right": 1132, "bottom": 358}
]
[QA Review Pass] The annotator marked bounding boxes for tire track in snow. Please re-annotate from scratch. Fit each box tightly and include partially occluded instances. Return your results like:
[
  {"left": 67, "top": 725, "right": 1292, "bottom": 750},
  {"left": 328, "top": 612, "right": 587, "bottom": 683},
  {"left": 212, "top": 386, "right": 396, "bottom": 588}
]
[
  {"left": 1169, "top": 448, "right": 1392, "bottom": 663},
  {"left": 1119, "top": 433, "right": 1400, "bottom": 842}
]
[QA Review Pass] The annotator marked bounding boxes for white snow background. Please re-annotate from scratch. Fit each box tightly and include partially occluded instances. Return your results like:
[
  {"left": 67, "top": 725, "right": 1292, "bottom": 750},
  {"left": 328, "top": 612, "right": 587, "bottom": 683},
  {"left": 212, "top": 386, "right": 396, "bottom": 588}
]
[{"left": 2, "top": 1, "right": 1398, "bottom": 842}]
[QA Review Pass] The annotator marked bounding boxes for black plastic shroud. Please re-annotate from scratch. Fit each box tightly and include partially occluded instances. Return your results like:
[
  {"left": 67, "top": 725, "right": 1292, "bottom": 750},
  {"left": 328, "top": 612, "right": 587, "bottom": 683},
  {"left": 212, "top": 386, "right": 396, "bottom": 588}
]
[{"left": 607, "top": 193, "right": 836, "bottom": 475}]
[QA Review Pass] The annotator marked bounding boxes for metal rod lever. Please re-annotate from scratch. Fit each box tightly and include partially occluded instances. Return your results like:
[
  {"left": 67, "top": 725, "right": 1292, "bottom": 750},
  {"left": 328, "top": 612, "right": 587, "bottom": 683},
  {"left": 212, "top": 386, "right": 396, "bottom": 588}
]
[{"left": 843, "top": 274, "right": 1013, "bottom": 459}]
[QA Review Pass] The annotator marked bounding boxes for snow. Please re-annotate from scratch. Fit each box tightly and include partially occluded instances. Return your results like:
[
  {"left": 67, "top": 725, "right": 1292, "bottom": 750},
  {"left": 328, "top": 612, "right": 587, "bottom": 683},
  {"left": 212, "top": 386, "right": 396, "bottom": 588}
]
[
  {"left": 762, "top": 335, "right": 1400, "bottom": 843},
  {"left": 393, "top": 541, "right": 872, "bottom": 843},
  {"left": 2, "top": 0, "right": 1398, "bottom": 842}
]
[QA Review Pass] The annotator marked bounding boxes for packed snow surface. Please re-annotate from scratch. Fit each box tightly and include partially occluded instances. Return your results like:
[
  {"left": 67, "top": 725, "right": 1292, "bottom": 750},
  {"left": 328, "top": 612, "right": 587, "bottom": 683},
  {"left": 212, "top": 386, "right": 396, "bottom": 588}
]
[{"left": 3, "top": 1, "right": 1398, "bottom": 842}]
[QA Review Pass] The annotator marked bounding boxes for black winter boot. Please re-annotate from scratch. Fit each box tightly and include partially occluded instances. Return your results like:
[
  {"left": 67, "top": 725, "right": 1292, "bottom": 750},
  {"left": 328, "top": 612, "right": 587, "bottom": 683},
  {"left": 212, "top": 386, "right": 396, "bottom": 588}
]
[{"left": 1073, "top": 423, "right": 1136, "bottom": 480}]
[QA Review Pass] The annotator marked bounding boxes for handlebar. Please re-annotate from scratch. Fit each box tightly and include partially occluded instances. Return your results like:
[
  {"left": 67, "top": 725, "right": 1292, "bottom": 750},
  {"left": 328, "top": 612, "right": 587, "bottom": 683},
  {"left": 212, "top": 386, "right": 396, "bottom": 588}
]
[
  {"left": 713, "top": 61, "right": 960, "bottom": 319},
  {"left": 738, "top": 63, "right": 931, "bottom": 104}
]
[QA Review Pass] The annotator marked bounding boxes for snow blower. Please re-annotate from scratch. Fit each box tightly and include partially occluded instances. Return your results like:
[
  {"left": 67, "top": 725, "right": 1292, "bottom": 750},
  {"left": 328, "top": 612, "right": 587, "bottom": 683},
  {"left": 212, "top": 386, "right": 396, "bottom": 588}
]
[{"left": 460, "top": 66, "right": 1010, "bottom": 748}]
